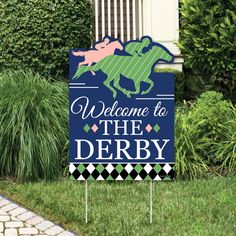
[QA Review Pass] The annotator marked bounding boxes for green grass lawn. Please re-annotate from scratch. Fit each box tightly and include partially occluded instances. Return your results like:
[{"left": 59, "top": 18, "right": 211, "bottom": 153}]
[{"left": 0, "top": 177, "right": 236, "bottom": 236}]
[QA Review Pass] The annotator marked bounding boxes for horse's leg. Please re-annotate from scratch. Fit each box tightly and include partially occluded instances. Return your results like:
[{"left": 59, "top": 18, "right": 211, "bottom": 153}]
[
  {"left": 141, "top": 78, "right": 154, "bottom": 95},
  {"left": 113, "top": 76, "right": 141, "bottom": 98},
  {"left": 112, "top": 76, "right": 132, "bottom": 98},
  {"left": 104, "top": 76, "right": 117, "bottom": 98},
  {"left": 87, "top": 63, "right": 96, "bottom": 75},
  {"left": 124, "top": 80, "right": 141, "bottom": 97},
  {"left": 78, "top": 61, "right": 88, "bottom": 67}
]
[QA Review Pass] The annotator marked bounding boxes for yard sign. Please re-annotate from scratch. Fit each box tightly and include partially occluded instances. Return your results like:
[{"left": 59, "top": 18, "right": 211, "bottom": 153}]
[{"left": 69, "top": 36, "right": 175, "bottom": 181}]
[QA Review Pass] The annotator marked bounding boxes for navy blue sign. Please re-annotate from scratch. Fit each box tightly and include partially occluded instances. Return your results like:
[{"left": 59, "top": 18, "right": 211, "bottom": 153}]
[{"left": 69, "top": 36, "right": 175, "bottom": 181}]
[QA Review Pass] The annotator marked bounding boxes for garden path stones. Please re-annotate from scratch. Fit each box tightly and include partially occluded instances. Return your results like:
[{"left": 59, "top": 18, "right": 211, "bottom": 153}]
[{"left": 0, "top": 195, "right": 77, "bottom": 236}]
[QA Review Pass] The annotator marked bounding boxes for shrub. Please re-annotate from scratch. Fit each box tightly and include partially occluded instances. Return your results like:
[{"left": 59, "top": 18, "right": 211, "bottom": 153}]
[
  {"left": 212, "top": 113, "right": 236, "bottom": 174},
  {"left": 191, "top": 91, "right": 234, "bottom": 140},
  {"left": 175, "top": 106, "right": 209, "bottom": 179},
  {"left": 179, "top": 0, "right": 236, "bottom": 84},
  {"left": 175, "top": 91, "right": 236, "bottom": 178},
  {"left": 208, "top": 103, "right": 236, "bottom": 174},
  {"left": 0, "top": 70, "right": 68, "bottom": 181},
  {"left": 0, "top": 0, "right": 93, "bottom": 78}
]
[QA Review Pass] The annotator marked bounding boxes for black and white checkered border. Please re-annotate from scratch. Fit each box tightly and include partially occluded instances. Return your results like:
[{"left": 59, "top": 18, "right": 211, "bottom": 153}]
[{"left": 69, "top": 163, "right": 175, "bottom": 181}]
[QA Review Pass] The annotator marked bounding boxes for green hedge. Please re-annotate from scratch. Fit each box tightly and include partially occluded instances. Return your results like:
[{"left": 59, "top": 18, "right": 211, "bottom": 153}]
[
  {"left": 0, "top": 0, "right": 93, "bottom": 78},
  {"left": 179, "top": 0, "right": 236, "bottom": 82}
]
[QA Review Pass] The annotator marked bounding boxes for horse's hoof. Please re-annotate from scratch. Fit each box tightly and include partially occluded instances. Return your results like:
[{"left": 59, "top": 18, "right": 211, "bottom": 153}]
[{"left": 141, "top": 90, "right": 149, "bottom": 95}]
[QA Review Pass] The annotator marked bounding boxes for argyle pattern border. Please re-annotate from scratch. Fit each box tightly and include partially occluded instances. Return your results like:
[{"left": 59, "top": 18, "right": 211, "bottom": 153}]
[{"left": 69, "top": 163, "right": 175, "bottom": 181}]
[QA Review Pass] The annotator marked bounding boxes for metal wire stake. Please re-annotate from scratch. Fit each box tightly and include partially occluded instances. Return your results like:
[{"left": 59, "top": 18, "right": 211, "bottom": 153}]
[
  {"left": 85, "top": 180, "right": 88, "bottom": 224},
  {"left": 150, "top": 181, "right": 153, "bottom": 224}
]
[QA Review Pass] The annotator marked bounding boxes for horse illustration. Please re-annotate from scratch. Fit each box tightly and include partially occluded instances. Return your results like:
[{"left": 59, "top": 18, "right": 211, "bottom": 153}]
[
  {"left": 72, "top": 37, "right": 123, "bottom": 68},
  {"left": 73, "top": 36, "right": 173, "bottom": 98}
]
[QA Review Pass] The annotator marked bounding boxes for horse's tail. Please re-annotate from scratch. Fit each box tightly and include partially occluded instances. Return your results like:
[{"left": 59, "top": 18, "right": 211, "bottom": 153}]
[
  {"left": 73, "top": 65, "right": 98, "bottom": 79},
  {"left": 72, "top": 50, "right": 85, "bottom": 57}
]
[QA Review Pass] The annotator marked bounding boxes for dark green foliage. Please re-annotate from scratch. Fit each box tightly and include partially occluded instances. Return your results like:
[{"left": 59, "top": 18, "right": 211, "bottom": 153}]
[
  {"left": 0, "top": 70, "right": 68, "bottom": 180},
  {"left": 189, "top": 91, "right": 236, "bottom": 166},
  {"left": 0, "top": 0, "right": 93, "bottom": 78},
  {"left": 175, "top": 106, "right": 209, "bottom": 179},
  {"left": 179, "top": 0, "right": 236, "bottom": 84},
  {"left": 195, "top": 92, "right": 236, "bottom": 173},
  {"left": 191, "top": 91, "right": 233, "bottom": 139},
  {"left": 175, "top": 91, "right": 236, "bottom": 179},
  {"left": 211, "top": 115, "right": 236, "bottom": 174}
]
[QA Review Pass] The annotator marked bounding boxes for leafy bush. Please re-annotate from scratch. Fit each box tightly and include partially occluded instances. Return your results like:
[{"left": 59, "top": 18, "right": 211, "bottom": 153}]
[
  {"left": 175, "top": 91, "right": 236, "bottom": 179},
  {"left": 191, "top": 91, "right": 233, "bottom": 140},
  {"left": 211, "top": 117, "right": 236, "bottom": 174},
  {"left": 175, "top": 106, "right": 209, "bottom": 179},
  {"left": 0, "top": 0, "right": 93, "bottom": 78},
  {"left": 179, "top": 0, "right": 236, "bottom": 83},
  {"left": 0, "top": 70, "right": 68, "bottom": 181}
]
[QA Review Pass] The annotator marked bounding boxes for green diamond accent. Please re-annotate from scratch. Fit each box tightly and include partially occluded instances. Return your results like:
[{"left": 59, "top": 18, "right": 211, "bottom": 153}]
[
  {"left": 153, "top": 124, "right": 160, "bottom": 132},
  {"left": 125, "top": 175, "right": 133, "bottom": 180},
  {"left": 115, "top": 164, "right": 123, "bottom": 173},
  {"left": 83, "top": 124, "right": 90, "bottom": 132},
  {"left": 106, "top": 175, "right": 114, "bottom": 181},
  {"left": 164, "top": 176, "right": 171, "bottom": 181},
  {"left": 96, "top": 164, "right": 105, "bottom": 173},
  {"left": 154, "top": 164, "right": 162, "bottom": 173},
  {"left": 77, "top": 164, "right": 85, "bottom": 173},
  {"left": 88, "top": 175, "right": 95, "bottom": 180},
  {"left": 144, "top": 175, "right": 152, "bottom": 181},
  {"left": 69, "top": 175, "right": 76, "bottom": 180},
  {"left": 134, "top": 164, "right": 143, "bottom": 173}
]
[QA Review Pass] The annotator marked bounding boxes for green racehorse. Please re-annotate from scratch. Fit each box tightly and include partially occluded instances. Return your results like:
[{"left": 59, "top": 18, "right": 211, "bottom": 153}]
[{"left": 73, "top": 37, "right": 173, "bottom": 98}]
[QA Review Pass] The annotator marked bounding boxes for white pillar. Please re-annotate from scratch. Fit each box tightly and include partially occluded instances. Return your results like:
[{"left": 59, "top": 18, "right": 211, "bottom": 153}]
[
  {"left": 143, "top": 0, "right": 183, "bottom": 71},
  {"left": 108, "top": 0, "right": 111, "bottom": 36},
  {"left": 114, "top": 0, "right": 118, "bottom": 38},
  {"left": 95, "top": 0, "right": 99, "bottom": 41},
  {"left": 132, "top": 0, "right": 136, "bottom": 39},
  {"left": 126, "top": 0, "right": 130, "bottom": 41}
]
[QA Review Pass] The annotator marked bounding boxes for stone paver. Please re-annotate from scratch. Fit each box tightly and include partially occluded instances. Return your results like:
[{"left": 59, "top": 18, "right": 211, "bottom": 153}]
[
  {"left": 58, "top": 231, "right": 75, "bottom": 236},
  {"left": 36, "top": 221, "right": 54, "bottom": 231},
  {"left": 5, "top": 228, "right": 17, "bottom": 236},
  {"left": 0, "top": 216, "right": 10, "bottom": 222},
  {"left": 17, "top": 211, "right": 36, "bottom": 221},
  {"left": 9, "top": 207, "right": 27, "bottom": 217},
  {"left": 1, "top": 203, "right": 18, "bottom": 212},
  {"left": 5, "top": 221, "right": 24, "bottom": 228},
  {"left": 19, "top": 227, "right": 38, "bottom": 235},
  {"left": 0, "top": 200, "right": 9, "bottom": 208},
  {"left": 26, "top": 216, "right": 44, "bottom": 226},
  {"left": 45, "top": 226, "right": 64, "bottom": 235},
  {"left": 0, "top": 195, "right": 77, "bottom": 236},
  {"left": 0, "top": 210, "right": 7, "bottom": 215}
]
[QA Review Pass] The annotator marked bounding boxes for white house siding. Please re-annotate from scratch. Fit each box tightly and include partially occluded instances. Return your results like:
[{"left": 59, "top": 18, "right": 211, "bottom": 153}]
[
  {"left": 94, "top": 0, "right": 142, "bottom": 41},
  {"left": 93, "top": 0, "right": 183, "bottom": 70}
]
